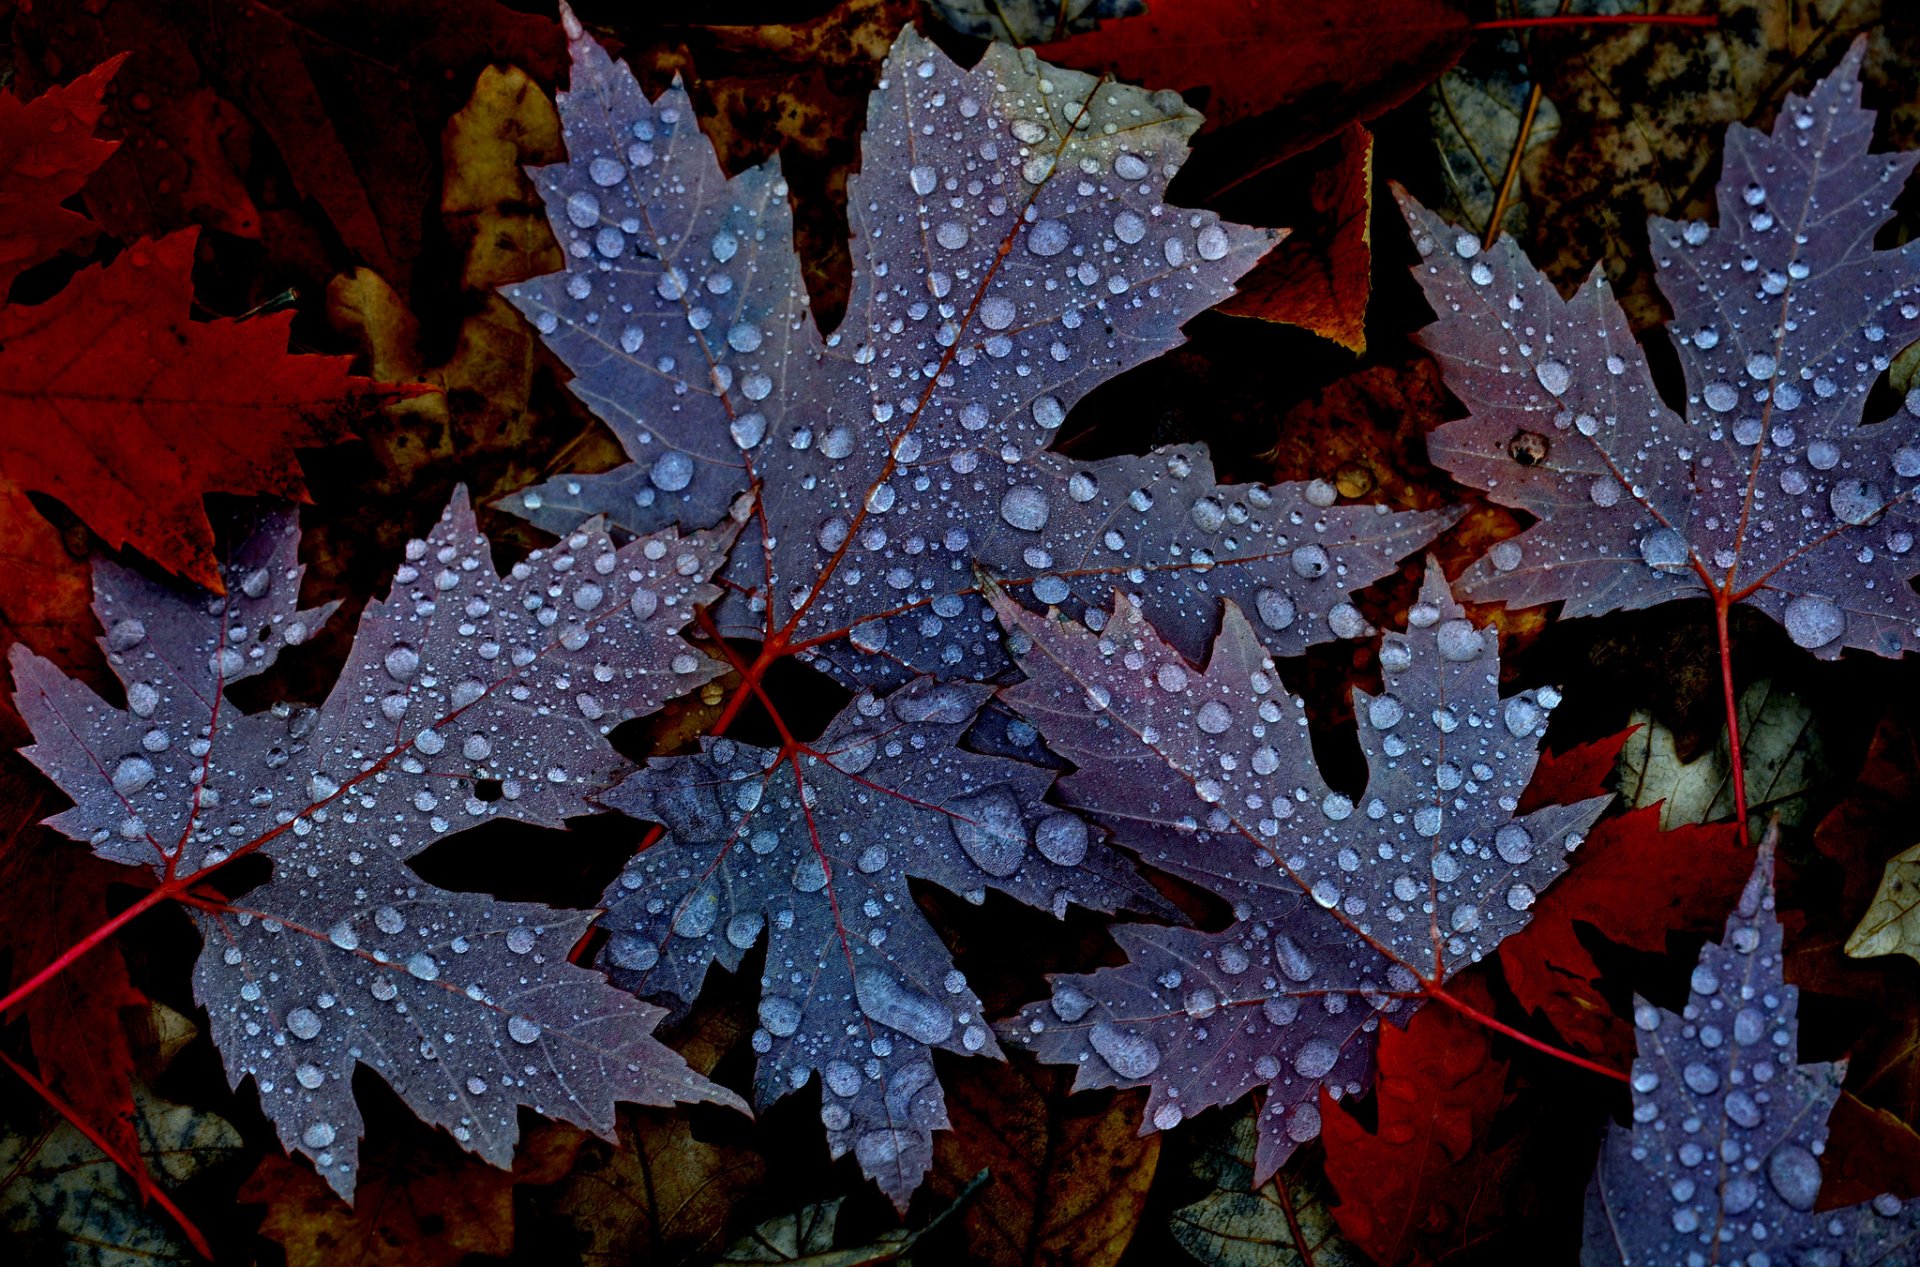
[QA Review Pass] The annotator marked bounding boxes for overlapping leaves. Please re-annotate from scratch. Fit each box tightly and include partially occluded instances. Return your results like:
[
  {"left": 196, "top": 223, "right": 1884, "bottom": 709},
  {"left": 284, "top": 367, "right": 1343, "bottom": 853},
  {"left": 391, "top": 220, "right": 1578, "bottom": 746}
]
[
  {"left": 594, "top": 678, "right": 1156, "bottom": 1205},
  {"left": 991, "top": 560, "right": 1609, "bottom": 1180},
  {"left": 10, "top": 495, "right": 741, "bottom": 1197},
  {"left": 1405, "top": 43, "right": 1920, "bottom": 658}
]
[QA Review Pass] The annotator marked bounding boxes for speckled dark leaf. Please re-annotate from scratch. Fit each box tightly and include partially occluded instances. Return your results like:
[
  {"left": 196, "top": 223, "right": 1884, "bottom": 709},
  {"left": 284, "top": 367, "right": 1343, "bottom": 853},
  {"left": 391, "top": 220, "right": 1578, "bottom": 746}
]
[
  {"left": 926, "top": 0, "right": 1143, "bottom": 45},
  {"left": 992, "top": 560, "right": 1608, "bottom": 1182},
  {"left": 1583, "top": 842, "right": 1920, "bottom": 1266},
  {"left": 9, "top": 494, "right": 742, "bottom": 1199},
  {"left": 595, "top": 676, "right": 1159, "bottom": 1208},
  {"left": 505, "top": 14, "right": 1453, "bottom": 687},
  {"left": 1404, "top": 43, "right": 1920, "bottom": 658}
]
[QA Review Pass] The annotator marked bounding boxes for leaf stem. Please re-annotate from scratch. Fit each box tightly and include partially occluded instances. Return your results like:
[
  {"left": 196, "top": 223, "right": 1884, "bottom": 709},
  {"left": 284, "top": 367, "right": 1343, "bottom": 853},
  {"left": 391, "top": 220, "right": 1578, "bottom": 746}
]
[
  {"left": 1714, "top": 592, "right": 1753, "bottom": 849},
  {"left": 0, "top": 880, "right": 176, "bottom": 1021},
  {"left": 1425, "top": 983, "right": 1629, "bottom": 1082},
  {"left": 0, "top": 1050, "right": 215, "bottom": 1260},
  {"left": 1472, "top": 14, "right": 1719, "bottom": 30}
]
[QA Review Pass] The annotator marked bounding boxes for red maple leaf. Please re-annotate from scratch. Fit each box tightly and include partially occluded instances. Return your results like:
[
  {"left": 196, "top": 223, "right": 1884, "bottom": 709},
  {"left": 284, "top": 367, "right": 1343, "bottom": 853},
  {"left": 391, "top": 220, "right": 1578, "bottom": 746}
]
[
  {"left": 1036, "top": 0, "right": 1471, "bottom": 154},
  {"left": 0, "top": 229, "right": 387, "bottom": 589},
  {"left": 1500, "top": 731, "right": 1749, "bottom": 1062},
  {"left": 1319, "top": 975, "right": 1516, "bottom": 1265},
  {"left": 0, "top": 54, "right": 126, "bottom": 297}
]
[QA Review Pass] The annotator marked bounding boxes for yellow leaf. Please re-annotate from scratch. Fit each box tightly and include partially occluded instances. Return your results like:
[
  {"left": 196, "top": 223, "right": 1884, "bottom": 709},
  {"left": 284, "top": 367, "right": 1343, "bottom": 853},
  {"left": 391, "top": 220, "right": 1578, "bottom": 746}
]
[{"left": 1846, "top": 841, "right": 1920, "bottom": 965}]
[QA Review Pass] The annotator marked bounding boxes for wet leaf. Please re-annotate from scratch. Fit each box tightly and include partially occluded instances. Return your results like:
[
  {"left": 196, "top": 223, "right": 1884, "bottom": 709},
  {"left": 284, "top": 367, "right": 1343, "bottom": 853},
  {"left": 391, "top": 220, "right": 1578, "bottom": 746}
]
[
  {"left": 993, "top": 560, "right": 1609, "bottom": 1181},
  {"left": 1405, "top": 44, "right": 1920, "bottom": 658},
  {"left": 11, "top": 496, "right": 741, "bottom": 1198},
  {"left": 1583, "top": 839, "right": 1920, "bottom": 1264},
  {"left": 1169, "top": 1111, "right": 1362, "bottom": 1267}
]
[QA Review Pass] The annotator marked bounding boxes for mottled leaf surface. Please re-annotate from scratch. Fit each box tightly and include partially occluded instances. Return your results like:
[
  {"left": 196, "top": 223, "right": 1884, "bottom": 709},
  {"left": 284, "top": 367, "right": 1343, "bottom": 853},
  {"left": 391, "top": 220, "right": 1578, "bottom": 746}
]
[
  {"left": 505, "top": 18, "right": 1452, "bottom": 686},
  {"left": 1583, "top": 843, "right": 1920, "bottom": 1265},
  {"left": 10, "top": 495, "right": 741, "bottom": 1198},
  {"left": 1406, "top": 43, "right": 1920, "bottom": 658},
  {"left": 994, "top": 560, "right": 1609, "bottom": 1181},
  {"left": 596, "top": 677, "right": 1156, "bottom": 1206}
]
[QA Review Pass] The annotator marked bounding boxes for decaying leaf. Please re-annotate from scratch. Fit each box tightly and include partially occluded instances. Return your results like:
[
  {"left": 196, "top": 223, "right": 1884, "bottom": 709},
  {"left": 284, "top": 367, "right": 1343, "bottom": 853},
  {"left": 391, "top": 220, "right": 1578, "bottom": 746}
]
[
  {"left": 1217, "top": 124, "right": 1374, "bottom": 352},
  {"left": 1846, "top": 841, "right": 1920, "bottom": 965},
  {"left": 243, "top": 1120, "right": 584, "bottom": 1267},
  {"left": 1405, "top": 44, "right": 1920, "bottom": 658},
  {"left": 926, "top": 1057, "right": 1158, "bottom": 1267},
  {"left": 1616, "top": 678, "right": 1829, "bottom": 835},
  {"left": 1, "top": 1084, "right": 243, "bottom": 1265},
  {"left": 10, "top": 495, "right": 742, "bottom": 1198},
  {"left": 0, "top": 54, "right": 125, "bottom": 297},
  {"left": 1583, "top": 840, "right": 1920, "bottom": 1265},
  {"left": 993, "top": 560, "right": 1609, "bottom": 1181},
  {"left": 1169, "top": 1110, "right": 1363, "bottom": 1267},
  {"left": 927, "top": 0, "right": 1144, "bottom": 46}
]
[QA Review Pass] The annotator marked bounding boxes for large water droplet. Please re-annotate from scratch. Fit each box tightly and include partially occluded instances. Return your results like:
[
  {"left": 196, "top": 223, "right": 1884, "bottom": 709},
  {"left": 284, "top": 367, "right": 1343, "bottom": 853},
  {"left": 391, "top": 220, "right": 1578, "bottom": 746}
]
[
  {"left": 1782, "top": 595, "right": 1844, "bottom": 649},
  {"left": 1089, "top": 1021, "right": 1160, "bottom": 1078},
  {"left": 948, "top": 789, "right": 1028, "bottom": 877},
  {"left": 1000, "top": 486, "right": 1051, "bottom": 532},
  {"left": 856, "top": 972, "right": 953, "bottom": 1044}
]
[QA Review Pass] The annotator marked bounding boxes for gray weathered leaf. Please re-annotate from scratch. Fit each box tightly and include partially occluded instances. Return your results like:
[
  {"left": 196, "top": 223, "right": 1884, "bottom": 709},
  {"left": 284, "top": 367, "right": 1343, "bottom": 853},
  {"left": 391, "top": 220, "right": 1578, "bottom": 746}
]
[
  {"left": 597, "top": 677, "right": 1159, "bottom": 1207},
  {"left": 9, "top": 493, "right": 743, "bottom": 1198},
  {"left": 1583, "top": 840, "right": 1920, "bottom": 1265},
  {"left": 926, "top": 0, "right": 1144, "bottom": 45},
  {"left": 992, "top": 560, "right": 1609, "bottom": 1181},
  {"left": 1169, "top": 1110, "right": 1365, "bottom": 1267}
]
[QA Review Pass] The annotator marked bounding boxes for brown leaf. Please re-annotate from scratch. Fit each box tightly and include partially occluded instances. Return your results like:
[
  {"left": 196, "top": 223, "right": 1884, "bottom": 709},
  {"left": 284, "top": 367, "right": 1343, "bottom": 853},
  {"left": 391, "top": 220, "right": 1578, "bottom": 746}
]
[
  {"left": 244, "top": 1120, "right": 585, "bottom": 1266},
  {"left": 1219, "top": 126, "right": 1372, "bottom": 351},
  {"left": 924, "top": 1057, "right": 1158, "bottom": 1267}
]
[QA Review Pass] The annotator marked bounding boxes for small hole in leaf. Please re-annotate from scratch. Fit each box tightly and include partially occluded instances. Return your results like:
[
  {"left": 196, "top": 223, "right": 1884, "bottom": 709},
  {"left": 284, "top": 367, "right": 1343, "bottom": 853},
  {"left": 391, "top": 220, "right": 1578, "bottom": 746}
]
[
  {"left": 1508, "top": 430, "right": 1550, "bottom": 466},
  {"left": 474, "top": 778, "right": 504, "bottom": 802}
]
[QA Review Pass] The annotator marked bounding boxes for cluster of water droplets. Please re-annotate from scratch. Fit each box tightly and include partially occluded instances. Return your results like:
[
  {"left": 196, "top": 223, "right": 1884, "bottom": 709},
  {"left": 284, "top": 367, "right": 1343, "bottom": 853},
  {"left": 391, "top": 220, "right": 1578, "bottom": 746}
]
[
  {"left": 1408, "top": 45, "right": 1920, "bottom": 660},
  {"left": 1586, "top": 848, "right": 1920, "bottom": 1264},
  {"left": 595, "top": 675, "right": 1145, "bottom": 1202},
  {"left": 997, "top": 561, "right": 1608, "bottom": 1172}
]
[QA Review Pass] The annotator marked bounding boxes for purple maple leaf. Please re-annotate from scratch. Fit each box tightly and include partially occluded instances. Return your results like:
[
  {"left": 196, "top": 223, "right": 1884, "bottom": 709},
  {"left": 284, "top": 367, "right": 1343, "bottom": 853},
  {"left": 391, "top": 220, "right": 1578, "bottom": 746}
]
[
  {"left": 1583, "top": 840, "right": 1920, "bottom": 1265},
  {"left": 1403, "top": 41, "right": 1920, "bottom": 657},
  {"left": 594, "top": 676, "right": 1161, "bottom": 1207},
  {"left": 991, "top": 560, "right": 1609, "bottom": 1181},
  {"left": 501, "top": 13, "right": 1455, "bottom": 687},
  {"left": 9, "top": 493, "right": 743, "bottom": 1198}
]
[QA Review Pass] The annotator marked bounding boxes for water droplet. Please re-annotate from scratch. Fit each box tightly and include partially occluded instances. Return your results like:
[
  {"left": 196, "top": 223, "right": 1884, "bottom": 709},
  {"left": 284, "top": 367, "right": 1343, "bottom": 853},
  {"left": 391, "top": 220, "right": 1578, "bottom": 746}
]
[
  {"left": 1195, "top": 224, "right": 1229, "bottom": 260},
  {"left": 1000, "top": 485, "right": 1051, "bottom": 532},
  {"left": 1035, "top": 814, "right": 1089, "bottom": 866},
  {"left": 1089, "top": 1021, "right": 1160, "bottom": 1078},
  {"left": 508, "top": 1015, "right": 542, "bottom": 1045},
  {"left": 948, "top": 789, "right": 1028, "bottom": 877},
  {"left": 588, "top": 156, "right": 625, "bottom": 186},
  {"left": 1768, "top": 1145, "right": 1822, "bottom": 1211},
  {"left": 979, "top": 296, "right": 1016, "bottom": 330},
  {"left": 1534, "top": 360, "right": 1571, "bottom": 396},
  {"left": 111, "top": 756, "right": 155, "bottom": 795},
  {"left": 856, "top": 972, "right": 953, "bottom": 1044},
  {"left": 650, "top": 451, "right": 694, "bottom": 492},
  {"left": 1294, "top": 1037, "right": 1339, "bottom": 1078},
  {"left": 1639, "top": 528, "right": 1691, "bottom": 573},
  {"left": 909, "top": 164, "right": 937, "bottom": 195},
  {"left": 287, "top": 1007, "right": 322, "bottom": 1040},
  {"left": 1783, "top": 595, "right": 1844, "bottom": 649},
  {"left": 301, "top": 1121, "right": 336, "bottom": 1150}
]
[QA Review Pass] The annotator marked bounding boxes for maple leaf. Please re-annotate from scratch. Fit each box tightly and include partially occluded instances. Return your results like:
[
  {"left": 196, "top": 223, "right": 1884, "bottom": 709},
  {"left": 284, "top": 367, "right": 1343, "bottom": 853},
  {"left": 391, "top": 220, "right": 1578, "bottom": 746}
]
[
  {"left": 0, "top": 55, "right": 125, "bottom": 297},
  {"left": 9, "top": 0, "right": 567, "bottom": 289},
  {"left": 1319, "top": 975, "right": 1512, "bottom": 1266},
  {"left": 0, "top": 230, "right": 380, "bottom": 591},
  {"left": 1033, "top": 0, "right": 1473, "bottom": 150},
  {"left": 1583, "top": 840, "right": 1920, "bottom": 1265},
  {"left": 9, "top": 493, "right": 744, "bottom": 1198},
  {"left": 594, "top": 676, "right": 1160, "bottom": 1207},
  {"left": 990, "top": 559, "right": 1611, "bottom": 1182},
  {"left": 1401, "top": 42, "right": 1920, "bottom": 658},
  {"left": 928, "top": 0, "right": 1144, "bottom": 45},
  {"left": 502, "top": 15, "right": 1456, "bottom": 686}
]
